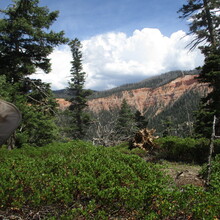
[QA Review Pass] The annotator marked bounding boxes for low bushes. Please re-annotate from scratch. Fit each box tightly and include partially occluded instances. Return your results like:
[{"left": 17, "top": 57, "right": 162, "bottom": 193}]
[
  {"left": 156, "top": 136, "right": 220, "bottom": 164},
  {"left": 200, "top": 154, "right": 220, "bottom": 193},
  {"left": 0, "top": 140, "right": 220, "bottom": 219},
  {"left": 0, "top": 141, "right": 168, "bottom": 218}
]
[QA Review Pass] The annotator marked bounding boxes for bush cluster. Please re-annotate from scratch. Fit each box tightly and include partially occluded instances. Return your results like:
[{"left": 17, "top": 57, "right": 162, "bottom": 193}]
[
  {"left": 200, "top": 154, "right": 220, "bottom": 193},
  {"left": 156, "top": 136, "right": 220, "bottom": 164},
  {"left": 0, "top": 141, "right": 220, "bottom": 219}
]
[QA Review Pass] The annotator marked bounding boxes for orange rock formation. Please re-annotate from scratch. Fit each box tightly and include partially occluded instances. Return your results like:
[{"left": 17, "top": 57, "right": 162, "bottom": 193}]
[
  {"left": 56, "top": 75, "right": 208, "bottom": 116},
  {"left": 87, "top": 75, "right": 207, "bottom": 115}
]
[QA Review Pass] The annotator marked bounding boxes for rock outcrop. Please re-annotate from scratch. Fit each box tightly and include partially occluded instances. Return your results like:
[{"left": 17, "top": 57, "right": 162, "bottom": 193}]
[
  {"left": 56, "top": 75, "right": 208, "bottom": 117},
  {"left": 56, "top": 98, "right": 71, "bottom": 110},
  {"left": 86, "top": 75, "right": 208, "bottom": 116}
]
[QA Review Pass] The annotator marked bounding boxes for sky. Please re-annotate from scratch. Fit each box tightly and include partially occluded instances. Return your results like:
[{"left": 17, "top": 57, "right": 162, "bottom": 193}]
[{"left": 0, "top": 0, "right": 205, "bottom": 91}]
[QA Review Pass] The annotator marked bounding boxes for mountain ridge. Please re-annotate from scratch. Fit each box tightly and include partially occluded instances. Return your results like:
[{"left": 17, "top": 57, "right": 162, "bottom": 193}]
[
  {"left": 53, "top": 69, "right": 200, "bottom": 100},
  {"left": 55, "top": 70, "right": 208, "bottom": 136},
  {"left": 87, "top": 74, "right": 207, "bottom": 115}
]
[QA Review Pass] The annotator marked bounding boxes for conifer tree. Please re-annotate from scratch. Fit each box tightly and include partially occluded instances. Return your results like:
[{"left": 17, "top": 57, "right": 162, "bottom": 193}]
[
  {"left": 0, "top": 0, "right": 67, "bottom": 83},
  {"left": 178, "top": 0, "right": 219, "bottom": 51},
  {"left": 179, "top": 0, "right": 220, "bottom": 137},
  {"left": 67, "top": 38, "right": 91, "bottom": 139},
  {"left": 134, "top": 110, "right": 148, "bottom": 129},
  {"left": 0, "top": 0, "right": 68, "bottom": 147},
  {"left": 116, "top": 99, "right": 137, "bottom": 138}
]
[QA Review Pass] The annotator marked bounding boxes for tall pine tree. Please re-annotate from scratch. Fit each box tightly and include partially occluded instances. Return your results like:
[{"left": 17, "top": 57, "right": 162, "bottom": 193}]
[
  {"left": 0, "top": 0, "right": 68, "bottom": 147},
  {"left": 178, "top": 0, "right": 219, "bottom": 51},
  {"left": 67, "top": 38, "right": 91, "bottom": 139},
  {"left": 179, "top": 0, "right": 220, "bottom": 137}
]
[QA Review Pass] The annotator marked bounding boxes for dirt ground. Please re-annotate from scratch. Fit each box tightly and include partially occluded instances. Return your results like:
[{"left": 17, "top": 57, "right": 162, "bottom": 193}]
[{"left": 161, "top": 161, "right": 205, "bottom": 187}]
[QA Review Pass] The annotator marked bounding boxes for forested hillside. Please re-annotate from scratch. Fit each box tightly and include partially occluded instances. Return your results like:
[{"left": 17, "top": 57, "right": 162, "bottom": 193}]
[
  {"left": 84, "top": 72, "right": 207, "bottom": 138},
  {"left": 53, "top": 69, "right": 199, "bottom": 100},
  {"left": 88, "top": 69, "right": 199, "bottom": 99},
  {"left": 55, "top": 70, "right": 208, "bottom": 138}
]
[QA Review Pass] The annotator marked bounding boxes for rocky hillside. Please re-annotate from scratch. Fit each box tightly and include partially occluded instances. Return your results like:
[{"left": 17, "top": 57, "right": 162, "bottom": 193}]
[
  {"left": 55, "top": 71, "right": 209, "bottom": 136},
  {"left": 87, "top": 74, "right": 208, "bottom": 116}
]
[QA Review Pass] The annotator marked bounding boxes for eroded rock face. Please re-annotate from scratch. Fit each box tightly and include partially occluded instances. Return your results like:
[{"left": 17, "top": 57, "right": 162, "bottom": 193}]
[
  {"left": 86, "top": 75, "right": 208, "bottom": 115},
  {"left": 56, "top": 75, "right": 208, "bottom": 115},
  {"left": 56, "top": 98, "right": 71, "bottom": 110}
]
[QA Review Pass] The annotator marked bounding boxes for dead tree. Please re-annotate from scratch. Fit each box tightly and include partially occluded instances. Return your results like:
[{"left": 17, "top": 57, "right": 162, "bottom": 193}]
[
  {"left": 87, "top": 111, "right": 118, "bottom": 147},
  {"left": 206, "top": 115, "right": 220, "bottom": 187}
]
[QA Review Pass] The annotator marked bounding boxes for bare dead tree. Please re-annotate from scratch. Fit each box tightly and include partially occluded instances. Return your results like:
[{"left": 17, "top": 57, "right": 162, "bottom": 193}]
[
  {"left": 88, "top": 111, "right": 118, "bottom": 147},
  {"left": 206, "top": 115, "right": 220, "bottom": 187}
]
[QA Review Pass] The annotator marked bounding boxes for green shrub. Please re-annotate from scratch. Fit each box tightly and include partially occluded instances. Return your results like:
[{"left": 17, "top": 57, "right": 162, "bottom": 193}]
[
  {"left": 0, "top": 141, "right": 168, "bottom": 218},
  {"left": 152, "top": 185, "right": 220, "bottom": 220},
  {"left": 1, "top": 141, "right": 220, "bottom": 219},
  {"left": 200, "top": 154, "right": 220, "bottom": 194},
  {"left": 111, "top": 142, "right": 149, "bottom": 157},
  {"left": 156, "top": 136, "right": 220, "bottom": 164}
]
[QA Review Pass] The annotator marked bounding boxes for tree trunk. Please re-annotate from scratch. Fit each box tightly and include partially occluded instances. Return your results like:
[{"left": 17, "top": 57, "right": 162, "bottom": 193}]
[
  {"left": 203, "top": 0, "right": 216, "bottom": 47},
  {"left": 206, "top": 115, "right": 216, "bottom": 187},
  {"left": 7, "top": 132, "right": 16, "bottom": 150}
]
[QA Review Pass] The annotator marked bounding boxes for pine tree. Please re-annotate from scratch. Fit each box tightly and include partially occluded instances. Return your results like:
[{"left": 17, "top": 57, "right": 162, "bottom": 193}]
[
  {"left": 134, "top": 110, "right": 148, "bottom": 129},
  {"left": 178, "top": 0, "right": 219, "bottom": 51},
  {"left": 0, "top": 0, "right": 67, "bottom": 83},
  {"left": 0, "top": 0, "right": 68, "bottom": 147},
  {"left": 67, "top": 38, "right": 91, "bottom": 139},
  {"left": 179, "top": 0, "right": 220, "bottom": 137},
  {"left": 116, "top": 99, "right": 137, "bottom": 139},
  {"left": 194, "top": 49, "right": 220, "bottom": 137}
]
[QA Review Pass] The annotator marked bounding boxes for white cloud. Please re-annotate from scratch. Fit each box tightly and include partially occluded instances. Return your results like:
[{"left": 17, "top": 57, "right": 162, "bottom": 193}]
[
  {"left": 31, "top": 45, "right": 72, "bottom": 90},
  {"left": 32, "top": 28, "right": 204, "bottom": 91}
]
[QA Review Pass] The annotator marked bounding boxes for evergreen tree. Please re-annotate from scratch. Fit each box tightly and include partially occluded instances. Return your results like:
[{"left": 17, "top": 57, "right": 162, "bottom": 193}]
[
  {"left": 0, "top": 0, "right": 68, "bottom": 147},
  {"left": 134, "top": 110, "right": 148, "bottom": 129},
  {"left": 178, "top": 0, "right": 219, "bottom": 51},
  {"left": 162, "top": 116, "right": 175, "bottom": 137},
  {"left": 194, "top": 49, "right": 220, "bottom": 137},
  {"left": 0, "top": 0, "right": 67, "bottom": 83},
  {"left": 179, "top": 0, "right": 220, "bottom": 137},
  {"left": 67, "top": 38, "right": 91, "bottom": 139},
  {"left": 116, "top": 99, "right": 137, "bottom": 138}
]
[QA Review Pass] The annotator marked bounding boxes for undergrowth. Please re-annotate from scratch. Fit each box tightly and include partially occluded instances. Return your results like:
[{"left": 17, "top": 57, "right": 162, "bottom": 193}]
[{"left": 0, "top": 140, "right": 220, "bottom": 219}]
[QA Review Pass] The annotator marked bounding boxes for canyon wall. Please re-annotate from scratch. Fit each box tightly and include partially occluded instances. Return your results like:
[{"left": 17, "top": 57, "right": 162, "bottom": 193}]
[{"left": 86, "top": 75, "right": 207, "bottom": 116}]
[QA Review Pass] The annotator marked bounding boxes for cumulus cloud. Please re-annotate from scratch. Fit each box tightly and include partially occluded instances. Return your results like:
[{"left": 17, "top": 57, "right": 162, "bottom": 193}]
[
  {"left": 31, "top": 45, "right": 72, "bottom": 90},
  {"left": 32, "top": 28, "right": 204, "bottom": 91}
]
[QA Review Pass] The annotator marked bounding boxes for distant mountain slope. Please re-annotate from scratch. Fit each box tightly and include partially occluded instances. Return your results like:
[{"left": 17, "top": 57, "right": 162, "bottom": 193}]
[
  {"left": 89, "top": 69, "right": 199, "bottom": 99},
  {"left": 87, "top": 74, "right": 207, "bottom": 114},
  {"left": 87, "top": 72, "right": 208, "bottom": 136},
  {"left": 53, "top": 89, "right": 70, "bottom": 99},
  {"left": 53, "top": 70, "right": 199, "bottom": 100},
  {"left": 55, "top": 70, "right": 208, "bottom": 136}
]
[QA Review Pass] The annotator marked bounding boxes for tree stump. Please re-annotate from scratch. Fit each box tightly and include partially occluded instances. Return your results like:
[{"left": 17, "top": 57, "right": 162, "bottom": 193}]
[{"left": 129, "top": 128, "right": 159, "bottom": 152}]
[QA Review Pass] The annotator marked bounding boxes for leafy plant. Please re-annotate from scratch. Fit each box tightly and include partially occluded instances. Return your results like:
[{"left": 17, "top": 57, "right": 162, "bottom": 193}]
[
  {"left": 1, "top": 141, "right": 220, "bottom": 219},
  {"left": 156, "top": 136, "right": 220, "bottom": 163}
]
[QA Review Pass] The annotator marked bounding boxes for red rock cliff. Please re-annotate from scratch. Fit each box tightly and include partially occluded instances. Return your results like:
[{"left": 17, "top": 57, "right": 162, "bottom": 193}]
[
  {"left": 87, "top": 75, "right": 208, "bottom": 115},
  {"left": 56, "top": 75, "right": 208, "bottom": 116}
]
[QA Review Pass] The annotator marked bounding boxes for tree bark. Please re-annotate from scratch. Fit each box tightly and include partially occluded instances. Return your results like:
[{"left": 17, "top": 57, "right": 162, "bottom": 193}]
[
  {"left": 203, "top": 0, "right": 216, "bottom": 47},
  {"left": 206, "top": 115, "right": 216, "bottom": 187}
]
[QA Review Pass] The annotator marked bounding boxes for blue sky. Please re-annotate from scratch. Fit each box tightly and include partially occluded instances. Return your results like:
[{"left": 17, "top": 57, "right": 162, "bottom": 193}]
[
  {"left": 0, "top": 0, "right": 204, "bottom": 90},
  {"left": 42, "top": 0, "right": 188, "bottom": 40},
  {"left": 0, "top": 0, "right": 187, "bottom": 39}
]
